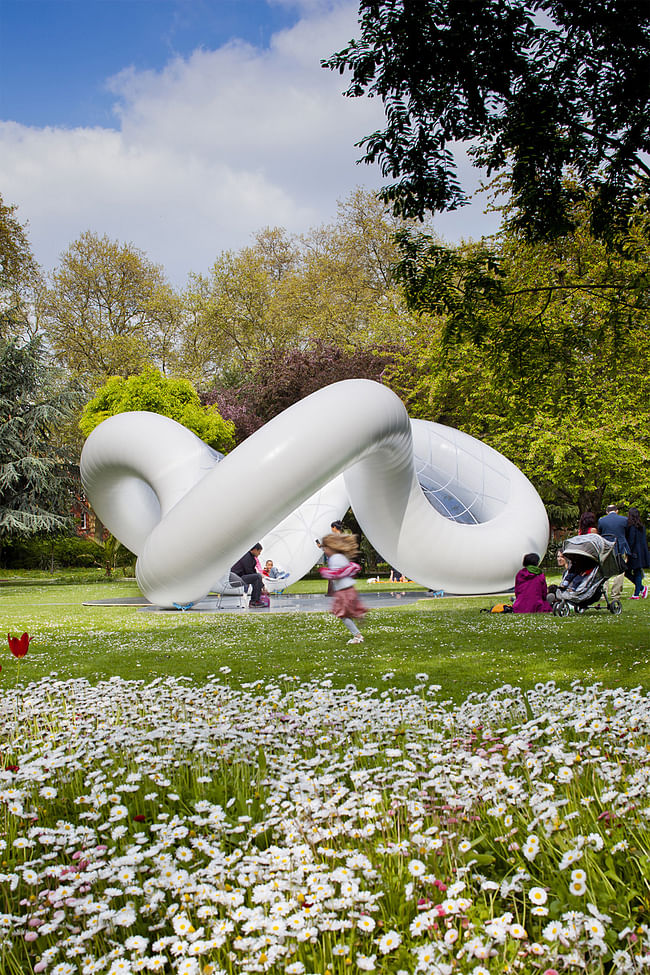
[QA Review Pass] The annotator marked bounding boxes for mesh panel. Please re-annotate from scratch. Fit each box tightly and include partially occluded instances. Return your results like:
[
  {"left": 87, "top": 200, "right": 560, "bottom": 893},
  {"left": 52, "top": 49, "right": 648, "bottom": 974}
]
[{"left": 412, "top": 421, "right": 511, "bottom": 525}]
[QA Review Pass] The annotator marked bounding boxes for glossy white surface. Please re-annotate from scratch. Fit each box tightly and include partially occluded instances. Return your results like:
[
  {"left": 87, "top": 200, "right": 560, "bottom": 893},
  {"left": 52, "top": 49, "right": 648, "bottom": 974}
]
[{"left": 80, "top": 380, "right": 549, "bottom": 606}]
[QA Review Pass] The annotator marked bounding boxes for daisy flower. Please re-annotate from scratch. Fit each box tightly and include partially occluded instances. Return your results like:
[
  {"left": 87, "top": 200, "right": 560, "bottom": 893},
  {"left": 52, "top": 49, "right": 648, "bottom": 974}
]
[
  {"left": 377, "top": 930, "right": 402, "bottom": 954},
  {"left": 529, "top": 886, "right": 548, "bottom": 906}
]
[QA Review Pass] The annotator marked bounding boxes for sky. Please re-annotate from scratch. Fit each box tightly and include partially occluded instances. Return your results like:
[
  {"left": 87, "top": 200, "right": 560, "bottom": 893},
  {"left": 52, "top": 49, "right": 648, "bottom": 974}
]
[{"left": 0, "top": 0, "right": 500, "bottom": 287}]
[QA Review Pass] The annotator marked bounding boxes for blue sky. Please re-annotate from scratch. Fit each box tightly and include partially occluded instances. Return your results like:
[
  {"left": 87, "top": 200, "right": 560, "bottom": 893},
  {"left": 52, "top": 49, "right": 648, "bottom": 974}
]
[
  {"left": 0, "top": 0, "right": 498, "bottom": 286},
  {"left": 1, "top": 1, "right": 298, "bottom": 128}
]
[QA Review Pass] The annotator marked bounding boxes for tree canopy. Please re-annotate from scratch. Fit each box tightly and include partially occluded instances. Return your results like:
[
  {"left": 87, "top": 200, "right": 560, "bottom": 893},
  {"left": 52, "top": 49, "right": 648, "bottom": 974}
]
[
  {"left": 0, "top": 338, "right": 83, "bottom": 545},
  {"left": 0, "top": 192, "right": 42, "bottom": 343},
  {"left": 178, "top": 190, "right": 418, "bottom": 386},
  {"left": 0, "top": 196, "right": 83, "bottom": 547},
  {"left": 80, "top": 369, "right": 235, "bottom": 453},
  {"left": 387, "top": 214, "right": 650, "bottom": 519},
  {"left": 203, "top": 341, "right": 395, "bottom": 444},
  {"left": 43, "top": 231, "right": 182, "bottom": 386},
  {"left": 324, "top": 1, "right": 650, "bottom": 241}
]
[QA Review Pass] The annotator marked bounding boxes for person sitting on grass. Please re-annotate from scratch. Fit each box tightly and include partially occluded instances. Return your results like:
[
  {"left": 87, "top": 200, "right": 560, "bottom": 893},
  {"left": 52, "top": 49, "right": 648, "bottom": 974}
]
[{"left": 512, "top": 552, "right": 552, "bottom": 613}]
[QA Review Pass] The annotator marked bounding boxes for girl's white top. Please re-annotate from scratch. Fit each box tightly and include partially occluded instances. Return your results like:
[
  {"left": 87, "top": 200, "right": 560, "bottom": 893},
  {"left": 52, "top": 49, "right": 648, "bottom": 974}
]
[{"left": 328, "top": 553, "right": 355, "bottom": 591}]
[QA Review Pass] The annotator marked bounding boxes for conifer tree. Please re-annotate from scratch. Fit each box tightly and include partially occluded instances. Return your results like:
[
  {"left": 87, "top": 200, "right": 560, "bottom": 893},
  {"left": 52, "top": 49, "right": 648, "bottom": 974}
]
[{"left": 0, "top": 337, "right": 83, "bottom": 553}]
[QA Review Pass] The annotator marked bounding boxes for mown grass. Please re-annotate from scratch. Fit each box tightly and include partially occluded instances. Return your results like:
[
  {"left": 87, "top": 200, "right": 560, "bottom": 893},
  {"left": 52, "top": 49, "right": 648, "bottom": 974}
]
[{"left": 2, "top": 573, "right": 648, "bottom": 702}]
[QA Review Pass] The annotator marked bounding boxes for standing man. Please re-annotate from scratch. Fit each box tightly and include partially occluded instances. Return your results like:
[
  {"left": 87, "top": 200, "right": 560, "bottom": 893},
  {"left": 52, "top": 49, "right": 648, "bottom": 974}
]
[
  {"left": 231, "top": 543, "right": 265, "bottom": 607},
  {"left": 598, "top": 504, "right": 630, "bottom": 600}
]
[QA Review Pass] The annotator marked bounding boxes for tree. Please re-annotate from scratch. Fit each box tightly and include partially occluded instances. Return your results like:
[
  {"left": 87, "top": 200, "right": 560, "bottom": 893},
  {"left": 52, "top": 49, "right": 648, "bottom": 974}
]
[
  {"left": 178, "top": 227, "right": 303, "bottom": 384},
  {"left": 324, "top": 1, "right": 650, "bottom": 241},
  {"left": 43, "top": 232, "right": 182, "bottom": 386},
  {"left": 392, "top": 231, "right": 506, "bottom": 344},
  {"left": 203, "top": 341, "right": 396, "bottom": 444},
  {"left": 0, "top": 196, "right": 82, "bottom": 557},
  {"left": 0, "top": 338, "right": 83, "bottom": 554},
  {"left": 386, "top": 219, "right": 650, "bottom": 519},
  {"left": 288, "top": 189, "right": 416, "bottom": 348},
  {"left": 0, "top": 192, "right": 43, "bottom": 343},
  {"left": 80, "top": 368, "right": 235, "bottom": 453},
  {"left": 178, "top": 191, "right": 420, "bottom": 386}
]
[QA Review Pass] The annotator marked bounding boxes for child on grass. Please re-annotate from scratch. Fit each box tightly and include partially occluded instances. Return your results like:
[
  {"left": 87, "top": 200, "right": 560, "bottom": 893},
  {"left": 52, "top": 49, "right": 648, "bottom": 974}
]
[
  {"left": 319, "top": 532, "right": 367, "bottom": 644},
  {"left": 512, "top": 552, "right": 552, "bottom": 613}
]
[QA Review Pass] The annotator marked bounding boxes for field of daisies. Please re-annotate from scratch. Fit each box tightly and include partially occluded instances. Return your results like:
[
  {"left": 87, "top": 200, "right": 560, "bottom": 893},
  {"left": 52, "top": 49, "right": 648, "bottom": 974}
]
[{"left": 2, "top": 668, "right": 650, "bottom": 975}]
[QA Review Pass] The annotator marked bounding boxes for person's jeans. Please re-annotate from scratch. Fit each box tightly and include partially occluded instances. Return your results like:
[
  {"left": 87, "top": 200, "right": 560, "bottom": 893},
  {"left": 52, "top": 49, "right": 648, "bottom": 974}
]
[
  {"left": 631, "top": 566, "right": 644, "bottom": 596},
  {"left": 239, "top": 572, "right": 263, "bottom": 602}
]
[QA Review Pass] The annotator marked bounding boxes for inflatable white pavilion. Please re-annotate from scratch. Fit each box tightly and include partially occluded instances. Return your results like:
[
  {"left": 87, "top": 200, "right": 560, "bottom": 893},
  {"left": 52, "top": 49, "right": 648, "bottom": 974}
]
[{"left": 80, "top": 380, "right": 549, "bottom": 608}]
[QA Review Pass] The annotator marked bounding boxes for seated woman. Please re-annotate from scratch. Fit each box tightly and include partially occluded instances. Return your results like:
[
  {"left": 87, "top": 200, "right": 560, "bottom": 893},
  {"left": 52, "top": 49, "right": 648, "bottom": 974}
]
[{"left": 512, "top": 553, "right": 552, "bottom": 613}]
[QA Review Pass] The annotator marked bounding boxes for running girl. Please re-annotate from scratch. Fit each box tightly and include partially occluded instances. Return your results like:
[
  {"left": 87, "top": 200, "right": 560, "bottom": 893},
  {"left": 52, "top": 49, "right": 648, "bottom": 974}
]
[{"left": 319, "top": 532, "right": 367, "bottom": 644}]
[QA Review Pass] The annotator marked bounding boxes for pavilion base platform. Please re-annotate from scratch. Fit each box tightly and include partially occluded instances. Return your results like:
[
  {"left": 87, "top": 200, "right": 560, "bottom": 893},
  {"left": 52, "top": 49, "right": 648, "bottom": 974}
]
[{"left": 83, "top": 590, "right": 455, "bottom": 614}]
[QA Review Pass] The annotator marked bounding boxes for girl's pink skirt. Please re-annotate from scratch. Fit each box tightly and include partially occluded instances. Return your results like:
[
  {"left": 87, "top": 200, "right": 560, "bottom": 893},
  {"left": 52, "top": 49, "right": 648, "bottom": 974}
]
[{"left": 332, "top": 586, "right": 367, "bottom": 620}]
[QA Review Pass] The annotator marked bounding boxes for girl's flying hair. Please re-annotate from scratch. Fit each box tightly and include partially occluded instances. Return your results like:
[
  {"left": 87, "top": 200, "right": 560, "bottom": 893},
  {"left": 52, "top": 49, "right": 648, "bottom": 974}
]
[{"left": 321, "top": 532, "right": 359, "bottom": 558}]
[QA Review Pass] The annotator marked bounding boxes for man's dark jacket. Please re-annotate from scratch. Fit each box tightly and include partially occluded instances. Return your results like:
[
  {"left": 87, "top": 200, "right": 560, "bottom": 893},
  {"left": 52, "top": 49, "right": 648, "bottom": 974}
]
[
  {"left": 231, "top": 551, "right": 258, "bottom": 577},
  {"left": 597, "top": 512, "right": 631, "bottom": 556}
]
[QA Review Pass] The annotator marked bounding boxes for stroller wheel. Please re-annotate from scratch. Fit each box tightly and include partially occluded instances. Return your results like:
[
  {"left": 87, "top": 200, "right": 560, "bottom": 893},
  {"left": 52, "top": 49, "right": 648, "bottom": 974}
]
[
  {"left": 575, "top": 605, "right": 586, "bottom": 614},
  {"left": 609, "top": 599, "right": 622, "bottom": 615},
  {"left": 554, "top": 601, "right": 571, "bottom": 617}
]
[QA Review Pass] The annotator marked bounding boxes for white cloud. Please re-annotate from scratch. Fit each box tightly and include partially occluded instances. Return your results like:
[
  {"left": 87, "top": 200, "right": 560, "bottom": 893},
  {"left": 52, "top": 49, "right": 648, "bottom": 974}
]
[
  {"left": 0, "top": 0, "right": 499, "bottom": 289},
  {"left": 0, "top": 2, "right": 389, "bottom": 287}
]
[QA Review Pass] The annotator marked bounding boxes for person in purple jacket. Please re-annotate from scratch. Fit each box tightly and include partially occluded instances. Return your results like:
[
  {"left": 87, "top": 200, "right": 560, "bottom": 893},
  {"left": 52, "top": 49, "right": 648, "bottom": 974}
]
[{"left": 512, "top": 553, "right": 552, "bottom": 613}]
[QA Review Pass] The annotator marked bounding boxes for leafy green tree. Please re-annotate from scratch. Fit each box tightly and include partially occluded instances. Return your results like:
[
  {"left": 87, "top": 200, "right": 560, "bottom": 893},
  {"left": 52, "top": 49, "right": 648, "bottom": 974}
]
[
  {"left": 43, "top": 232, "right": 182, "bottom": 386},
  {"left": 324, "top": 0, "right": 650, "bottom": 241},
  {"left": 387, "top": 219, "right": 650, "bottom": 519},
  {"left": 0, "top": 193, "right": 43, "bottom": 343},
  {"left": 178, "top": 191, "right": 419, "bottom": 385},
  {"left": 287, "top": 189, "right": 416, "bottom": 349},
  {"left": 0, "top": 195, "right": 83, "bottom": 558},
  {"left": 0, "top": 195, "right": 34, "bottom": 291},
  {"left": 80, "top": 368, "right": 235, "bottom": 452},
  {"left": 0, "top": 338, "right": 83, "bottom": 555},
  {"left": 393, "top": 231, "right": 506, "bottom": 343},
  {"left": 179, "top": 227, "right": 302, "bottom": 383}
]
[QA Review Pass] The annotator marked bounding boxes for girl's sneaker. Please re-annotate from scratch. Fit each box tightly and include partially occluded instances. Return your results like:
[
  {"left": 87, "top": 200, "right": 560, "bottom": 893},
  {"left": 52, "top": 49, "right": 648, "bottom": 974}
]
[
  {"left": 347, "top": 634, "right": 364, "bottom": 644},
  {"left": 642, "top": 586, "right": 648, "bottom": 598}
]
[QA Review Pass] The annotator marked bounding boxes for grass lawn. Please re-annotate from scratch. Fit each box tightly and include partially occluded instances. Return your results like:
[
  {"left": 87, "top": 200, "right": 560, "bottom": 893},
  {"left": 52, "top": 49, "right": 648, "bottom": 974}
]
[
  {"left": 2, "top": 571, "right": 648, "bottom": 701},
  {"left": 2, "top": 570, "right": 650, "bottom": 974}
]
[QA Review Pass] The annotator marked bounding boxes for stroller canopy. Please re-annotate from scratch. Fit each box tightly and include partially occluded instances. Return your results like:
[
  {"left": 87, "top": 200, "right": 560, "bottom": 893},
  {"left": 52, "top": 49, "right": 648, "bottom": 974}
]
[{"left": 562, "top": 534, "right": 619, "bottom": 579}]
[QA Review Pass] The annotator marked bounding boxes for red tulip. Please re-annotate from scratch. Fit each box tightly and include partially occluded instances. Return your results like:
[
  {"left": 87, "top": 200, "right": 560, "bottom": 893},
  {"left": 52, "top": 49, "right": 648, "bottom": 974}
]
[{"left": 7, "top": 632, "right": 32, "bottom": 658}]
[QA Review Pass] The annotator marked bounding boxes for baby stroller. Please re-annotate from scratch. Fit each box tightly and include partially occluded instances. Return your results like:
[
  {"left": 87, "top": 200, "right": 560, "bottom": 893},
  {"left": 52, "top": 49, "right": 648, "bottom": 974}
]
[{"left": 553, "top": 534, "right": 622, "bottom": 616}]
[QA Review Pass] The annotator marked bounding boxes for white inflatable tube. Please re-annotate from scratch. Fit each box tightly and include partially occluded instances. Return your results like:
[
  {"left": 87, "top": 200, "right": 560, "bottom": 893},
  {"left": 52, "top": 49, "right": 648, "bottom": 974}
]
[{"left": 80, "top": 379, "right": 548, "bottom": 606}]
